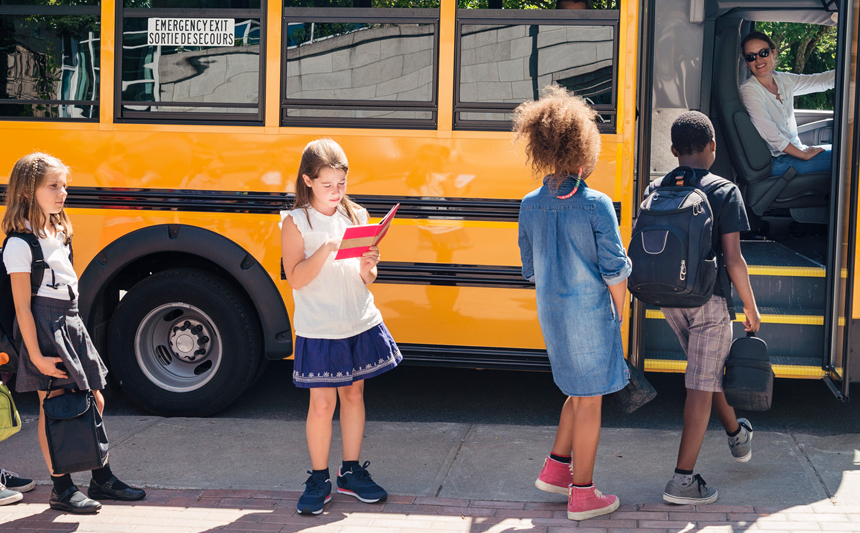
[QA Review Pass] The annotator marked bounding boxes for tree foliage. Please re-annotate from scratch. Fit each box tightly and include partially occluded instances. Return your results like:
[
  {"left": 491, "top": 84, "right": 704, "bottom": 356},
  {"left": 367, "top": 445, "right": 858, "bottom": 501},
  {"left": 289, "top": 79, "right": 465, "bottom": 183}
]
[{"left": 756, "top": 21, "right": 837, "bottom": 110}]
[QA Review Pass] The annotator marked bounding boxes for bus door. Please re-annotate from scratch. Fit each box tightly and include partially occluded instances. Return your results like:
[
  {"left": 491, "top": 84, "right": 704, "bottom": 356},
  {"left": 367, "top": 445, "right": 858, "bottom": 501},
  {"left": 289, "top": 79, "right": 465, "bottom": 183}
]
[
  {"left": 634, "top": 0, "right": 859, "bottom": 397},
  {"left": 828, "top": 0, "right": 860, "bottom": 399}
]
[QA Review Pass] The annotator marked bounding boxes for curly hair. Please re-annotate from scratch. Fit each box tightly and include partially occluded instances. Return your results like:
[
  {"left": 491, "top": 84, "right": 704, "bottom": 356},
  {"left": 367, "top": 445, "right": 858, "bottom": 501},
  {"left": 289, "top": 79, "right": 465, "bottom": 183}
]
[
  {"left": 512, "top": 85, "right": 601, "bottom": 190},
  {"left": 670, "top": 111, "right": 715, "bottom": 156}
]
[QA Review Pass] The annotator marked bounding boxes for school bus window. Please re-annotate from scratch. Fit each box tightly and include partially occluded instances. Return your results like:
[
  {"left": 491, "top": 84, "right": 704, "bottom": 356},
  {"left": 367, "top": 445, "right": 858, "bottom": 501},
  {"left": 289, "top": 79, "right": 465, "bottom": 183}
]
[
  {"left": 283, "top": 0, "right": 439, "bottom": 8},
  {"left": 281, "top": 4, "right": 439, "bottom": 129},
  {"left": 453, "top": 10, "right": 618, "bottom": 132},
  {"left": 456, "top": 0, "right": 615, "bottom": 9},
  {"left": 117, "top": 2, "right": 264, "bottom": 123},
  {"left": 124, "top": 1, "right": 261, "bottom": 8},
  {"left": 0, "top": 4, "right": 100, "bottom": 121}
]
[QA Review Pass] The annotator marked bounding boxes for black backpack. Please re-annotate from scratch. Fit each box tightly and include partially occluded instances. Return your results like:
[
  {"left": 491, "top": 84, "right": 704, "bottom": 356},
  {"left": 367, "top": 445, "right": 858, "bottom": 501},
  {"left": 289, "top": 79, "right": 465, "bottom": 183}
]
[
  {"left": 0, "top": 232, "right": 68, "bottom": 373},
  {"left": 628, "top": 166, "right": 734, "bottom": 314}
]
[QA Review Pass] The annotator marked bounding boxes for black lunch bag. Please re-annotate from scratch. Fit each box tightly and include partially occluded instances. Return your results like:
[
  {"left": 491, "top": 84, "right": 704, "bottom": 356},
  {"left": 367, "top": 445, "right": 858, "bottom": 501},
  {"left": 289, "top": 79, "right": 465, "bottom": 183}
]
[
  {"left": 43, "top": 383, "right": 109, "bottom": 475},
  {"left": 723, "top": 332, "right": 773, "bottom": 411}
]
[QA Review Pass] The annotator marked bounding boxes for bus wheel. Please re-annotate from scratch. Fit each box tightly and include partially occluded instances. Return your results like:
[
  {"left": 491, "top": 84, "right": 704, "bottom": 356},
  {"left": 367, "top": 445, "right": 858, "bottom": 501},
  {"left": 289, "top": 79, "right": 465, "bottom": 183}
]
[{"left": 107, "top": 268, "right": 262, "bottom": 417}]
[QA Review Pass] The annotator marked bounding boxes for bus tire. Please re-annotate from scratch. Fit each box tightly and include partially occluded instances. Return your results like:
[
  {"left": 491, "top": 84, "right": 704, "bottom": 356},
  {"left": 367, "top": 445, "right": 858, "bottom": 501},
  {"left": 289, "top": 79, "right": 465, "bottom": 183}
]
[{"left": 107, "top": 268, "right": 262, "bottom": 417}]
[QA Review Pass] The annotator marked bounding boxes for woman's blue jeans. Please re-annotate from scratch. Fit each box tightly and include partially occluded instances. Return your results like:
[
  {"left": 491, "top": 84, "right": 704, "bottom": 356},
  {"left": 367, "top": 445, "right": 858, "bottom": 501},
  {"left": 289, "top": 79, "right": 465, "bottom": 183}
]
[{"left": 770, "top": 145, "right": 832, "bottom": 177}]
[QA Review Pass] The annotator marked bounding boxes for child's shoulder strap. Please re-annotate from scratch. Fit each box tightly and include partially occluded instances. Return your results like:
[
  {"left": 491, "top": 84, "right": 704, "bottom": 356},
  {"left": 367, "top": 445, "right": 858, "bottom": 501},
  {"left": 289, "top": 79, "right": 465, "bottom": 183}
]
[
  {"left": 2, "top": 232, "right": 46, "bottom": 297},
  {"left": 697, "top": 173, "right": 732, "bottom": 195}
]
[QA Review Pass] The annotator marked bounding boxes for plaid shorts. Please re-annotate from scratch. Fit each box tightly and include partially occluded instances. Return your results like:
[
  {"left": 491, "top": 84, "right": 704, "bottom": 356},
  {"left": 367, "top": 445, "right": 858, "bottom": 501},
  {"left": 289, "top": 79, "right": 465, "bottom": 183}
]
[{"left": 662, "top": 295, "right": 733, "bottom": 392}]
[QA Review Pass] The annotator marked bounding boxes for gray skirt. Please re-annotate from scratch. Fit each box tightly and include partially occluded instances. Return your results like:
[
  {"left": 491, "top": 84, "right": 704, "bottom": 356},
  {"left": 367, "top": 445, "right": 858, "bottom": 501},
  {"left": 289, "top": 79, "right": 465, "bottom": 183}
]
[{"left": 14, "top": 296, "right": 108, "bottom": 393}]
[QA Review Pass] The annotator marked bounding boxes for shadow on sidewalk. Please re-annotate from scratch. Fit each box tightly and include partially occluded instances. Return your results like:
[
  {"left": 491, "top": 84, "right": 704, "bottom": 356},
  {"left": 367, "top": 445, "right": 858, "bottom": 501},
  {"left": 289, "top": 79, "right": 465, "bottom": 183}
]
[{"left": 2, "top": 489, "right": 855, "bottom": 533}]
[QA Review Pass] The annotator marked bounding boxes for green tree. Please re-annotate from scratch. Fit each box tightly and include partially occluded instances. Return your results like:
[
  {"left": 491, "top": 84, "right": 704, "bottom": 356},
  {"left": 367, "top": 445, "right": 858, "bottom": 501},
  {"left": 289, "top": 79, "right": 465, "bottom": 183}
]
[{"left": 756, "top": 21, "right": 837, "bottom": 110}]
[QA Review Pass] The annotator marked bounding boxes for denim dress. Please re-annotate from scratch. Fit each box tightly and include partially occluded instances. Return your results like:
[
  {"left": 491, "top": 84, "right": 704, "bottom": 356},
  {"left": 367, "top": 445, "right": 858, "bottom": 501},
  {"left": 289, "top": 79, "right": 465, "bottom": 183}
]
[{"left": 518, "top": 177, "right": 632, "bottom": 397}]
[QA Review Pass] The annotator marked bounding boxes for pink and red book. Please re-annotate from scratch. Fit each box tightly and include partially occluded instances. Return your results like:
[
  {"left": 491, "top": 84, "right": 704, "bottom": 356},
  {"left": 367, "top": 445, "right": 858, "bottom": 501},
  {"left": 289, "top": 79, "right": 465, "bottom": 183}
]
[{"left": 335, "top": 204, "right": 399, "bottom": 260}]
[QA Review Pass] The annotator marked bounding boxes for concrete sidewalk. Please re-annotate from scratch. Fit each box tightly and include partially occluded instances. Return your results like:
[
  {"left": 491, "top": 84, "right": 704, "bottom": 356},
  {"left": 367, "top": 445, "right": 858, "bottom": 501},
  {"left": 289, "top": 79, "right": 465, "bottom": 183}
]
[{"left": 1, "top": 415, "right": 858, "bottom": 532}]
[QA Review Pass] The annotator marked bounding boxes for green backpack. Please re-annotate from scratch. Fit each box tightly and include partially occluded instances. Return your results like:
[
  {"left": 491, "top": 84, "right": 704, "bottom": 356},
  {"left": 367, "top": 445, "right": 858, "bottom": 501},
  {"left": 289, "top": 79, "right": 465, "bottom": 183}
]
[{"left": 0, "top": 380, "right": 21, "bottom": 442}]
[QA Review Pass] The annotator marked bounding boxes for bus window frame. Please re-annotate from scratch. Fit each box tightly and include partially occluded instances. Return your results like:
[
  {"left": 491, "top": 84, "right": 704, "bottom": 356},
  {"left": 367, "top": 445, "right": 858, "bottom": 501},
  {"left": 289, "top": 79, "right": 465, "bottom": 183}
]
[
  {"left": 114, "top": 3, "right": 267, "bottom": 125},
  {"left": 453, "top": 8, "right": 619, "bottom": 133},
  {"left": 0, "top": 3, "right": 101, "bottom": 123},
  {"left": 280, "top": 6, "right": 440, "bottom": 130}
]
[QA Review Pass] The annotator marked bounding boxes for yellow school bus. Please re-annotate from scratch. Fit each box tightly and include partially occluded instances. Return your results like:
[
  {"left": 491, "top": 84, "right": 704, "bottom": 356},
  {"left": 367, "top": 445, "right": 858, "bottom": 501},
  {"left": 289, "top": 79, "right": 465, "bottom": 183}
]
[{"left": 0, "top": 0, "right": 855, "bottom": 416}]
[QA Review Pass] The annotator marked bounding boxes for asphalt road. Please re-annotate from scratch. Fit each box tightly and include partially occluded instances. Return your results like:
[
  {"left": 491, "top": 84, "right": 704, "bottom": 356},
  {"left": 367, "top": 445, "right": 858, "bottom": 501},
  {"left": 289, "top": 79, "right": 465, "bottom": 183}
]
[{"left": 10, "top": 360, "right": 860, "bottom": 436}]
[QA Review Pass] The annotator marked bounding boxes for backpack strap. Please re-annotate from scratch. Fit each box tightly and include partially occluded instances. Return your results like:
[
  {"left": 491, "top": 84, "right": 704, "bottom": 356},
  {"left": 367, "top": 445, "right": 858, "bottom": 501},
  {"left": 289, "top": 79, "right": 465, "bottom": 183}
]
[
  {"left": 681, "top": 172, "right": 737, "bottom": 320},
  {"left": 5, "top": 232, "right": 45, "bottom": 297},
  {"left": 717, "top": 255, "right": 737, "bottom": 321},
  {"left": 661, "top": 166, "right": 705, "bottom": 187}
]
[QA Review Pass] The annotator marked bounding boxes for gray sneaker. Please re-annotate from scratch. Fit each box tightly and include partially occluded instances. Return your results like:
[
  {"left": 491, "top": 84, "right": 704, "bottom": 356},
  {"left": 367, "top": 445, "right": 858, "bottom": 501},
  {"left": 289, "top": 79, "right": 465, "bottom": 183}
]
[
  {"left": 663, "top": 474, "right": 718, "bottom": 505},
  {"left": 0, "top": 484, "right": 23, "bottom": 506},
  {"left": 728, "top": 418, "right": 753, "bottom": 463}
]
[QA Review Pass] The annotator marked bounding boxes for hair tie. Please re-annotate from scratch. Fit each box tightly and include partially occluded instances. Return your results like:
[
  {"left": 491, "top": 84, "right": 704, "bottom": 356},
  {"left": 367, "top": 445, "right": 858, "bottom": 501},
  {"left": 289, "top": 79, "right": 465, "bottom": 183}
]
[{"left": 556, "top": 167, "right": 583, "bottom": 199}]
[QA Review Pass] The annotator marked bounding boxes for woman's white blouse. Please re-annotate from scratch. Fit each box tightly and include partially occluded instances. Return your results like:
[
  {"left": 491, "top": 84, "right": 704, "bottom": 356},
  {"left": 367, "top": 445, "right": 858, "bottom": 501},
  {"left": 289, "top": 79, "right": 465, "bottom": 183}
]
[
  {"left": 280, "top": 206, "right": 383, "bottom": 339},
  {"left": 739, "top": 70, "right": 835, "bottom": 157}
]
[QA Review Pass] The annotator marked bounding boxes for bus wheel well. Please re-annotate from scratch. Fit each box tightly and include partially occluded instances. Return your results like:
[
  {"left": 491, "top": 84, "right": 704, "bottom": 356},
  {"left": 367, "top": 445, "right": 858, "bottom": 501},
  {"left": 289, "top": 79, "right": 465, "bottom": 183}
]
[
  {"left": 88, "top": 252, "right": 257, "bottom": 358},
  {"left": 80, "top": 225, "right": 293, "bottom": 367}
]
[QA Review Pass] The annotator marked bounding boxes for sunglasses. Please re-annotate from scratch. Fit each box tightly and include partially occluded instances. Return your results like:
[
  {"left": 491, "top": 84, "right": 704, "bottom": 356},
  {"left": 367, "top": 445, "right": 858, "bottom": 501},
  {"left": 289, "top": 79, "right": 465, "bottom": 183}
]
[{"left": 744, "top": 47, "right": 772, "bottom": 63}]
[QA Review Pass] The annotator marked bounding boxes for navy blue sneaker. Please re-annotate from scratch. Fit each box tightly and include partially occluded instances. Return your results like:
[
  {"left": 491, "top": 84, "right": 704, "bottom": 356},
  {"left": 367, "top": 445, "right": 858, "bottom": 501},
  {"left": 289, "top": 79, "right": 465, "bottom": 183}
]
[
  {"left": 336, "top": 461, "right": 387, "bottom": 503},
  {"left": 0, "top": 470, "right": 34, "bottom": 493},
  {"left": 297, "top": 471, "right": 331, "bottom": 515}
]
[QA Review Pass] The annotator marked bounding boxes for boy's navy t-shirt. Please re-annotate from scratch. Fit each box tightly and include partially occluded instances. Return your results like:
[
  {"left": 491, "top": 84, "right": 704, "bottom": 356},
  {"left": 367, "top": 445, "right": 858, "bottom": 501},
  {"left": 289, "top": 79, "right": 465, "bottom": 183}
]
[{"left": 644, "top": 168, "right": 749, "bottom": 299}]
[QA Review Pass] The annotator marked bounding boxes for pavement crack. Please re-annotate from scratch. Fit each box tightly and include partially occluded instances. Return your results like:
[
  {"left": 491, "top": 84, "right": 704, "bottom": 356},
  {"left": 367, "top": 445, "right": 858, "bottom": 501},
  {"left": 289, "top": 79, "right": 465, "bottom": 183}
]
[
  {"left": 433, "top": 423, "right": 472, "bottom": 498},
  {"left": 791, "top": 432, "right": 833, "bottom": 500}
]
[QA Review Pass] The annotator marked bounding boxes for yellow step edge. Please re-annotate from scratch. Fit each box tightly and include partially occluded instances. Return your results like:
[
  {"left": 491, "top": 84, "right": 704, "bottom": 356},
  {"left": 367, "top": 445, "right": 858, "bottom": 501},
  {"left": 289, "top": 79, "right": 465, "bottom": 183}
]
[
  {"left": 645, "top": 309, "right": 823, "bottom": 325},
  {"left": 644, "top": 360, "right": 826, "bottom": 379},
  {"left": 747, "top": 265, "right": 824, "bottom": 277}
]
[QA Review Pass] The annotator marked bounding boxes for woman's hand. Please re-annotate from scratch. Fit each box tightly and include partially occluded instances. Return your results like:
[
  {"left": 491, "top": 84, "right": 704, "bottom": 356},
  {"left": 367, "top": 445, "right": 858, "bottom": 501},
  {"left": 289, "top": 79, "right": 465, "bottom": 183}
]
[
  {"left": 360, "top": 245, "right": 381, "bottom": 275},
  {"left": 33, "top": 355, "right": 68, "bottom": 379},
  {"left": 801, "top": 146, "right": 825, "bottom": 160}
]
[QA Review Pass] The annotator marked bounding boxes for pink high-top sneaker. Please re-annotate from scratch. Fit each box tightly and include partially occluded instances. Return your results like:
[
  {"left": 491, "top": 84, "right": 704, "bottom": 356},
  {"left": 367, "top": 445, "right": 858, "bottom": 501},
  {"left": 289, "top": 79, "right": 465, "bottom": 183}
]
[
  {"left": 534, "top": 456, "right": 572, "bottom": 494},
  {"left": 567, "top": 484, "right": 619, "bottom": 520}
]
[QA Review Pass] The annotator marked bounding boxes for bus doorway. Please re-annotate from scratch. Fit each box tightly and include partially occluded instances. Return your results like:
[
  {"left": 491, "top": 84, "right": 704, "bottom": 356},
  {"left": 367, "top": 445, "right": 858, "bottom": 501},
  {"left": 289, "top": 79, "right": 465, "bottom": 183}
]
[{"left": 634, "top": 0, "right": 858, "bottom": 398}]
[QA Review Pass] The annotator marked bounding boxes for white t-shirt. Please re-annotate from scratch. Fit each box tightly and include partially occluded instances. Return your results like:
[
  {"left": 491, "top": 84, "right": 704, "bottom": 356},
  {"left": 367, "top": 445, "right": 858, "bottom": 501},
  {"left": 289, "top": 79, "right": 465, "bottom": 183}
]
[
  {"left": 3, "top": 224, "right": 77, "bottom": 301},
  {"left": 280, "top": 206, "right": 383, "bottom": 339}
]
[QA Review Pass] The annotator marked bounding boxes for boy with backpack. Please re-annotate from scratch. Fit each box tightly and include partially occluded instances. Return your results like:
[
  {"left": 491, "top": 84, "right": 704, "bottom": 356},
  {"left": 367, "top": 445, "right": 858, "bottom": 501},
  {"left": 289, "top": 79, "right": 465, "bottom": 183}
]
[{"left": 633, "top": 111, "right": 761, "bottom": 504}]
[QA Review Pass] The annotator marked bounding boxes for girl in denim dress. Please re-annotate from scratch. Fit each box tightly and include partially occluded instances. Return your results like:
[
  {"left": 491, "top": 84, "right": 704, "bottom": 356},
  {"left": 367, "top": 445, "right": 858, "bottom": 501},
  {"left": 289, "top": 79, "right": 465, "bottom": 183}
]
[{"left": 515, "top": 86, "right": 631, "bottom": 521}]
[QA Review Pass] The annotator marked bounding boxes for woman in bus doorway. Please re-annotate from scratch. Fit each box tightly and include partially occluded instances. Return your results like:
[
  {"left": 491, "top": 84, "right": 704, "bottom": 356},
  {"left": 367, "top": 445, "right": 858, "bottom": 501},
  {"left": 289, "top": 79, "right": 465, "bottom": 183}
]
[
  {"left": 516, "top": 86, "right": 631, "bottom": 521},
  {"left": 739, "top": 31, "right": 835, "bottom": 177},
  {"left": 280, "top": 139, "right": 402, "bottom": 516}
]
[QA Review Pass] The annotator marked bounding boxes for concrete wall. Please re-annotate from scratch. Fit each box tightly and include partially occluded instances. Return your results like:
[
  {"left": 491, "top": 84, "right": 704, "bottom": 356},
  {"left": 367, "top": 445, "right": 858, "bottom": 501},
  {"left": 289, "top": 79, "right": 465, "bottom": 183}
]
[
  {"left": 459, "top": 24, "right": 614, "bottom": 104},
  {"left": 152, "top": 46, "right": 260, "bottom": 112},
  {"left": 284, "top": 23, "right": 434, "bottom": 119}
]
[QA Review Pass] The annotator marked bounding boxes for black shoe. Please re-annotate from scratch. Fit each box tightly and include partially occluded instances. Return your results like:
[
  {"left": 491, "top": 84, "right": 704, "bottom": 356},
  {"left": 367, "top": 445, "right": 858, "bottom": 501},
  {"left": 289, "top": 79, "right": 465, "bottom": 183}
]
[
  {"left": 87, "top": 476, "right": 146, "bottom": 501},
  {"left": 50, "top": 487, "right": 102, "bottom": 514}
]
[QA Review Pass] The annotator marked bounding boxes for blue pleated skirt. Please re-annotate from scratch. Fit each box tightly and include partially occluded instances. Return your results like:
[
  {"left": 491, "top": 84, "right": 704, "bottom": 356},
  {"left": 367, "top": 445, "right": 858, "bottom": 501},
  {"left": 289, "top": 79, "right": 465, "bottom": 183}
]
[{"left": 292, "top": 322, "right": 401, "bottom": 388}]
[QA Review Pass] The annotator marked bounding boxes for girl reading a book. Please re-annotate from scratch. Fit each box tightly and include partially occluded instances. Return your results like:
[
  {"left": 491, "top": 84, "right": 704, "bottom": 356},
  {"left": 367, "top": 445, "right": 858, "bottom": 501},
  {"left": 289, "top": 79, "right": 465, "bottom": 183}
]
[
  {"left": 517, "top": 87, "right": 631, "bottom": 521},
  {"left": 280, "top": 138, "right": 402, "bottom": 516}
]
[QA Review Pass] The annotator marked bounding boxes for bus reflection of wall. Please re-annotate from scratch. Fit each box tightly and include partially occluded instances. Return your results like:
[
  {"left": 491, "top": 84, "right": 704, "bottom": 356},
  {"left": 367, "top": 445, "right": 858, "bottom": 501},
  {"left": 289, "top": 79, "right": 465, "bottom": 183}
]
[{"left": 122, "top": 20, "right": 259, "bottom": 113}]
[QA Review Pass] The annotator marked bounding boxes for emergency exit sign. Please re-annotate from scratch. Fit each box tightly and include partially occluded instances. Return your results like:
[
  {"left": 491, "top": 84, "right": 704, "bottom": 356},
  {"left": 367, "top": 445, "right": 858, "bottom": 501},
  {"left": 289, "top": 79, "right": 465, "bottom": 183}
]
[{"left": 147, "top": 18, "right": 235, "bottom": 46}]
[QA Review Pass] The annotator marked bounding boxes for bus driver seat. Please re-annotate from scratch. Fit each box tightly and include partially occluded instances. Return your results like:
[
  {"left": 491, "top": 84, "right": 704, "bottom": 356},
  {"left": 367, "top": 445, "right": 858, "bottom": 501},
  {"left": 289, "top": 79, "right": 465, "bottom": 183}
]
[{"left": 712, "top": 21, "right": 830, "bottom": 224}]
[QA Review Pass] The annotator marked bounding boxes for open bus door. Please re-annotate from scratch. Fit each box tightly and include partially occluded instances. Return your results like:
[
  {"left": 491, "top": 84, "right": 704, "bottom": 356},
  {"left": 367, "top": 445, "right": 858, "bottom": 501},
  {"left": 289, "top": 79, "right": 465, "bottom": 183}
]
[
  {"left": 827, "top": 0, "right": 860, "bottom": 400},
  {"left": 633, "top": 0, "right": 859, "bottom": 399}
]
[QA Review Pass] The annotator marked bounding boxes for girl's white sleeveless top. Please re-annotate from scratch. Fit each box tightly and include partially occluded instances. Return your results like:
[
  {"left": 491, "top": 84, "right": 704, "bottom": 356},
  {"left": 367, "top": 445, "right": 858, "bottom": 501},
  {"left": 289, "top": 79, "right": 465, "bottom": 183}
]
[
  {"left": 281, "top": 206, "right": 383, "bottom": 339},
  {"left": 2, "top": 223, "right": 77, "bottom": 300}
]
